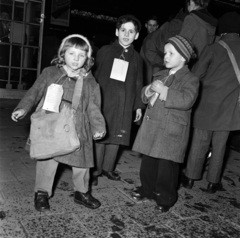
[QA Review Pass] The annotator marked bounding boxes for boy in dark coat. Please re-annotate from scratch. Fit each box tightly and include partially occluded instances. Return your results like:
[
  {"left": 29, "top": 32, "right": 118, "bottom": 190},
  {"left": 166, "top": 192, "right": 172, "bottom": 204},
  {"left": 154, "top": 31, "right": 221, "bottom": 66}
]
[
  {"left": 132, "top": 35, "right": 199, "bottom": 213},
  {"left": 92, "top": 15, "right": 145, "bottom": 185},
  {"left": 182, "top": 12, "right": 240, "bottom": 193}
]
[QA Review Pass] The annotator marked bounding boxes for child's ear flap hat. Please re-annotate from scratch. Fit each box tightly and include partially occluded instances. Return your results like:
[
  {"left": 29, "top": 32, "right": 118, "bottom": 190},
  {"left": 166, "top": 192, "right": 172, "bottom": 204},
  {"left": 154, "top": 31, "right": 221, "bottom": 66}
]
[
  {"left": 58, "top": 34, "right": 92, "bottom": 58},
  {"left": 167, "top": 35, "right": 196, "bottom": 62},
  {"left": 218, "top": 11, "right": 240, "bottom": 35}
]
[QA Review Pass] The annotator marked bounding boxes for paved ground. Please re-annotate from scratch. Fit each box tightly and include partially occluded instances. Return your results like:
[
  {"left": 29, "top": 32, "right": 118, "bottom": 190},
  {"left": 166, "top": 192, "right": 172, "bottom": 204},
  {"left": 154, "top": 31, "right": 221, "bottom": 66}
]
[{"left": 0, "top": 99, "right": 240, "bottom": 238}]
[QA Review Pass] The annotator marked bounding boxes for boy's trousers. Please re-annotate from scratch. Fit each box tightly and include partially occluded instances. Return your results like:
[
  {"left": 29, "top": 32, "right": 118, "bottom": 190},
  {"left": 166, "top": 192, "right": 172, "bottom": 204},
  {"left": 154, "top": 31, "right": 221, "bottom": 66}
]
[
  {"left": 185, "top": 128, "right": 229, "bottom": 183},
  {"left": 140, "top": 154, "right": 179, "bottom": 207},
  {"left": 93, "top": 143, "right": 119, "bottom": 176},
  {"left": 34, "top": 159, "right": 90, "bottom": 197}
]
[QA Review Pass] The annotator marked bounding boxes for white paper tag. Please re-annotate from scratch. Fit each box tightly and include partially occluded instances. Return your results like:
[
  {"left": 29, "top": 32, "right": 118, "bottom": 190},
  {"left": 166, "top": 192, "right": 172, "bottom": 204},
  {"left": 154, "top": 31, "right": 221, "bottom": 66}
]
[
  {"left": 42, "top": 84, "right": 63, "bottom": 113},
  {"left": 110, "top": 58, "right": 129, "bottom": 82}
]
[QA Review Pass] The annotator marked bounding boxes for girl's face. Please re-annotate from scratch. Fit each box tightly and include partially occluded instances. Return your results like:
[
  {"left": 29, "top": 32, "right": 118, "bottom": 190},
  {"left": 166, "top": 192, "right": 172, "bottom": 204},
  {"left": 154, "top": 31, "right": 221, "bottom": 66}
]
[
  {"left": 64, "top": 47, "right": 87, "bottom": 71},
  {"left": 164, "top": 43, "right": 185, "bottom": 71}
]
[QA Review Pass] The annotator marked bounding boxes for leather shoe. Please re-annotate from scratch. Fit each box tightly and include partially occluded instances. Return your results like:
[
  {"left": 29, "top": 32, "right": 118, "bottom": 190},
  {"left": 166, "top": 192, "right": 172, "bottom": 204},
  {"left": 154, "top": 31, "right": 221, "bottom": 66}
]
[
  {"left": 131, "top": 187, "right": 145, "bottom": 201},
  {"left": 34, "top": 191, "right": 50, "bottom": 212},
  {"left": 181, "top": 175, "right": 194, "bottom": 189},
  {"left": 74, "top": 191, "right": 101, "bottom": 209},
  {"left": 91, "top": 176, "right": 98, "bottom": 186},
  {"left": 205, "top": 182, "right": 223, "bottom": 194},
  {"left": 102, "top": 170, "right": 121, "bottom": 181},
  {"left": 156, "top": 205, "right": 170, "bottom": 213}
]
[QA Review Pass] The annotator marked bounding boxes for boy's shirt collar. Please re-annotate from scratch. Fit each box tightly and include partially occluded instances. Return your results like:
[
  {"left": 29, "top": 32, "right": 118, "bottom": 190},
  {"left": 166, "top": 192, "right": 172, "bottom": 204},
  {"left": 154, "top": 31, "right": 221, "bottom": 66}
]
[{"left": 153, "top": 65, "right": 189, "bottom": 81}]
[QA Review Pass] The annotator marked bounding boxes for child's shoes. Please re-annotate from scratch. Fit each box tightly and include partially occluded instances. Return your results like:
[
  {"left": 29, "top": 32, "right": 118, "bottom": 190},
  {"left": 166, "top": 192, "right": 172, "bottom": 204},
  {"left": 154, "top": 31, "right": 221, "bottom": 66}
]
[
  {"left": 34, "top": 191, "right": 50, "bottom": 212},
  {"left": 74, "top": 191, "right": 101, "bottom": 209}
]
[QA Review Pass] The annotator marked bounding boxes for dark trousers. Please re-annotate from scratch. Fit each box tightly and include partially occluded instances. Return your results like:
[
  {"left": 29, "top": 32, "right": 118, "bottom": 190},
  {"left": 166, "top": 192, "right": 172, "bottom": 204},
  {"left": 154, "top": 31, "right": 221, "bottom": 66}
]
[
  {"left": 140, "top": 154, "right": 179, "bottom": 207},
  {"left": 185, "top": 128, "right": 230, "bottom": 183},
  {"left": 93, "top": 143, "right": 120, "bottom": 176}
]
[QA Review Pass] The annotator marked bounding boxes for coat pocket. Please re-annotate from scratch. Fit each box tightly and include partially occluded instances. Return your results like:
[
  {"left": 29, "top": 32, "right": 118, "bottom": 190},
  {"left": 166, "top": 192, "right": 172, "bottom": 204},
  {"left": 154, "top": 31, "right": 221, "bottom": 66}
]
[{"left": 164, "top": 114, "right": 188, "bottom": 141}]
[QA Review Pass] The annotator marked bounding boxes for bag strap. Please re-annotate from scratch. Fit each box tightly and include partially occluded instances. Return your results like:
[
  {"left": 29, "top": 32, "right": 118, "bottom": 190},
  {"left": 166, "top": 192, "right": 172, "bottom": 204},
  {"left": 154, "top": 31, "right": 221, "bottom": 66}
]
[
  {"left": 71, "top": 74, "right": 84, "bottom": 111},
  {"left": 218, "top": 40, "right": 240, "bottom": 84}
]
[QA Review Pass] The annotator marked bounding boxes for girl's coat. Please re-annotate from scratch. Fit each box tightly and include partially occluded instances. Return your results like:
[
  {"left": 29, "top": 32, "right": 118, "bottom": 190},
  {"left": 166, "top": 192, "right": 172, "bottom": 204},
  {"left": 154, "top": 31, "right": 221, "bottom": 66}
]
[{"left": 15, "top": 66, "right": 106, "bottom": 167}]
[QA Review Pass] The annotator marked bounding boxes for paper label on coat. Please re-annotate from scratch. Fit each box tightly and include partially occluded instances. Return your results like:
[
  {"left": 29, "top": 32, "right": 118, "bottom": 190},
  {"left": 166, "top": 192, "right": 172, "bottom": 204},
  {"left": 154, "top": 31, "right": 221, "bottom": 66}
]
[
  {"left": 42, "top": 84, "right": 63, "bottom": 113},
  {"left": 110, "top": 58, "right": 129, "bottom": 82}
]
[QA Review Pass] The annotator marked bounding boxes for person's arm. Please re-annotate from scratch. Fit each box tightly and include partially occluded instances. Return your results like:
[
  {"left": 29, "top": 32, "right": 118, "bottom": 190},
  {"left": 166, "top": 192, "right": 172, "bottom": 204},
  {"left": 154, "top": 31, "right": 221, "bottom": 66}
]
[
  {"left": 143, "top": 31, "right": 165, "bottom": 74},
  {"left": 165, "top": 74, "right": 199, "bottom": 110},
  {"left": 192, "top": 45, "right": 213, "bottom": 79},
  {"left": 12, "top": 68, "right": 49, "bottom": 119},
  {"left": 179, "top": 15, "right": 197, "bottom": 41},
  {"left": 87, "top": 80, "right": 106, "bottom": 138}
]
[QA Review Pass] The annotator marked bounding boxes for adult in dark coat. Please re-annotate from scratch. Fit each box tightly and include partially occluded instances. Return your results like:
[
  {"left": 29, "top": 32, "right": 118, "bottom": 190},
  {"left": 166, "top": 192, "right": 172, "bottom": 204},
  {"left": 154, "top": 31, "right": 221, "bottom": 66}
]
[
  {"left": 180, "top": 0, "right": 218, "bottom": 58},
  {"left": 182, "top": 12, "right": 240, "bottom": 193},
  {"left": 140, "top": 9, "right": 187, "bottom": 86}
]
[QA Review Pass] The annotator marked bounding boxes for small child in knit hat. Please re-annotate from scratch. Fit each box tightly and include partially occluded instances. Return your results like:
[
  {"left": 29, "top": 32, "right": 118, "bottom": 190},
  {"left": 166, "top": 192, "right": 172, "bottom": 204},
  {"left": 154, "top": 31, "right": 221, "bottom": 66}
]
[{"left": 131, "top": 35, "right": 199, "bottom": 213}]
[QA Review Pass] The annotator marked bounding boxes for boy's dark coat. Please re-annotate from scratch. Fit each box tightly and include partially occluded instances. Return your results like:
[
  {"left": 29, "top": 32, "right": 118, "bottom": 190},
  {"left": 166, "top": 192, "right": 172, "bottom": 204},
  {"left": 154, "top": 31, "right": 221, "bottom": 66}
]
[
  {"left": 15, "top": 66, "right": 106, "bottom": 167},
  {"left": 93, "top": 41, "right": 145, "bottom": 146},
  {"left": 133, "top": 66, "right": 199, "bottom": 163}
]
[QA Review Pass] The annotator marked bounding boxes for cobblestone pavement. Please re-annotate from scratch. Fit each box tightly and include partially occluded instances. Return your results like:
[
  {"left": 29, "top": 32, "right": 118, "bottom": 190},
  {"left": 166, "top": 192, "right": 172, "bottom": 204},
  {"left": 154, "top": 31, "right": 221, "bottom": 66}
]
[{"left": 0, "top": 99, "right": 240, "bottom": 238}]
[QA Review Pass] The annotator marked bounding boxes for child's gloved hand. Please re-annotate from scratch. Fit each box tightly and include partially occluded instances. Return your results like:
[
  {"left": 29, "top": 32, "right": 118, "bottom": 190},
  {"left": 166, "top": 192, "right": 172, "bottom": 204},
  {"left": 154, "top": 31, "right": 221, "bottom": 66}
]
[
  {"left": 93, "top": 131, "right": 105, "bottom": 140},
  {"left": 151, "top": 80, "right": 165, "bottom": 94},
  {"left": 11, "top": 109, "right": 25, "bottom": 122}
]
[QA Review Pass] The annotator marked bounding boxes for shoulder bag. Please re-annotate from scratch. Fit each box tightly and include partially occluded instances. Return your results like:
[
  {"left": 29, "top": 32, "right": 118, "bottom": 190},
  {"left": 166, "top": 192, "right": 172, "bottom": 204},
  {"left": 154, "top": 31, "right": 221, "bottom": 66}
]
[{"left": 28, "top": 74, "right": 83, "bottom": 160}]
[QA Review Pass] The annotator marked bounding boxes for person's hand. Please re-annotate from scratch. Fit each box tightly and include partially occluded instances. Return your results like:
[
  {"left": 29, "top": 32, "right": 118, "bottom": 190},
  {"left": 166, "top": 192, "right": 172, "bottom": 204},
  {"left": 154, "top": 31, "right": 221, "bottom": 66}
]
[
  {"left": 150, "top": 80, "right": 164, "bottom": 94},
  {"left": 134, "top": 109, "right": 142, "bottom": 122},
  {"left": 11, "top": 109, "right": 25, "bottom": 122},
  {"left": 93, "top": 131, "right": 105, "bottom": 140}
]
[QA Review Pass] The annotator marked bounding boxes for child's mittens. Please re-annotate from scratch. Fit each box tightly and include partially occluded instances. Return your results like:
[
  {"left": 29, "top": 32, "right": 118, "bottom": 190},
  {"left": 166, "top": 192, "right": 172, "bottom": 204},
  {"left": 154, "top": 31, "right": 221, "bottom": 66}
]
[{"left": 93, "top": 131, "right": 106, "bottom": 140}]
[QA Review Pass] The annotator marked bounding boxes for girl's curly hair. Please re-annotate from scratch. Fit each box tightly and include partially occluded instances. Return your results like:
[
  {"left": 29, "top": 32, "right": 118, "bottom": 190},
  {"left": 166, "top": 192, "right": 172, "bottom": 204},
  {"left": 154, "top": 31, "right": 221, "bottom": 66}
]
[{"left": 51, "top": 35, "right": 94, "bottom": 72}]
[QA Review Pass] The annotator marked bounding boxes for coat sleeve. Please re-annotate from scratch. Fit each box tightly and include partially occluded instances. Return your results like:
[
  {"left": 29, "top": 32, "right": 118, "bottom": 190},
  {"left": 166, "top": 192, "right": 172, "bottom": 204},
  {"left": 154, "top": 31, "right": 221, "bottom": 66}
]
[
  {"left": 165, "top": 74, "right": 199, "bottom": 110},
  {"left": 192, "top": 45, "right": 213, "bottom": 79},
  {"left": 14, "top": 68, "right": 49, "bottom": 116},
  {"left": 179, "top": 15, "right": 197, "bottom": 41},
  {"left": 142, "top": 31, "right": 165, "bottom": 74},
  {"left": 87, "top": 80, "right": 106, "bottom": 135},
  {"left": 133, "top": 55, "right": 145, "bottom": 110}
]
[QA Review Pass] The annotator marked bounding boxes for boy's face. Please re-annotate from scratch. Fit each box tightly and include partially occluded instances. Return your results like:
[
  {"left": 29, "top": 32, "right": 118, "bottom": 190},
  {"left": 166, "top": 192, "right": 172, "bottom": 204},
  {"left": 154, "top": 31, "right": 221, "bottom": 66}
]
[
  {"left": 115, "top": 22, "right": 139, "bottom": 48},
  {"left": 164, "top": 43, "right": 185, "bottom": 72},
  {"left": 145, "top": 20, "right": 159, "bottom": 34}
]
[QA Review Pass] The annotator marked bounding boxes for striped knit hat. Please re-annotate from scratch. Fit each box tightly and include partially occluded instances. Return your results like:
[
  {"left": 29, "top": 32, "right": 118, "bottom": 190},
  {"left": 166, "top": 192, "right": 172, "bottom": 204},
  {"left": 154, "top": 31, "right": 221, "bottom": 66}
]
[{"left": 167, "top": 35, "right": 196, "bottom": 62}]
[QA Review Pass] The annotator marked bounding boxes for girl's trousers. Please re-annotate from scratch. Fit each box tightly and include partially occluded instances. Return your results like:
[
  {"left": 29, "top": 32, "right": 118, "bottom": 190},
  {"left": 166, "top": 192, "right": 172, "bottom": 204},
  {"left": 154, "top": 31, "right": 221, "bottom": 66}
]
[{"left": 35, "top": 159, "right": 89, "bottom": 197}]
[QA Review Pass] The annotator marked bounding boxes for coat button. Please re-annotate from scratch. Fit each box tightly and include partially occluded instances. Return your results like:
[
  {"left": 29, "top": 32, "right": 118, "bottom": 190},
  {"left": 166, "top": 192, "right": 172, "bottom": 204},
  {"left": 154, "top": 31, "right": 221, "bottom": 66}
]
[{"left": 146, "top": 116, "right": 149, "bottom": 120}]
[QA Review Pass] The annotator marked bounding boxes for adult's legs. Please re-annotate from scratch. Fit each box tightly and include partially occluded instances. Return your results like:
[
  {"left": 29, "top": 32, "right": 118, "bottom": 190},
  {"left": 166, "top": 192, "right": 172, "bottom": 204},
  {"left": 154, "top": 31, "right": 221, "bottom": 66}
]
[
  {"left": 206, "top": 131, "right": 230, "bottom": 184},
  {"left": 185, "top": 128, "right": 212, "bottom": 180}
]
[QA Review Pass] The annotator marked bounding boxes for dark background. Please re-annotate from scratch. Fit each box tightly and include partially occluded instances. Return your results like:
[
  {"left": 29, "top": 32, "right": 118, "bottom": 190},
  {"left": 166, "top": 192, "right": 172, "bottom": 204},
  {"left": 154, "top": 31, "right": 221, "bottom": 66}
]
[{"left": 45, "top": 0, "right": 240, "bottom": 51}]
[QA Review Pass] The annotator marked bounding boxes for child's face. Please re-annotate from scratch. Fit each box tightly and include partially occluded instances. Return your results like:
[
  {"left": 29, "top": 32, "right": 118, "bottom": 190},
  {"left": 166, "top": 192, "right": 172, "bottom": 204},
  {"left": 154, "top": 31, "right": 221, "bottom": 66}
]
[
  {"left": 164, "top": 43, "right": 185, "bottom": 72},
  {"left": 64, "top": 47, "right": 87, "bottom": 71},
  {"left": 115, "top": 22, "right": 139, "bottom": 48}
]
